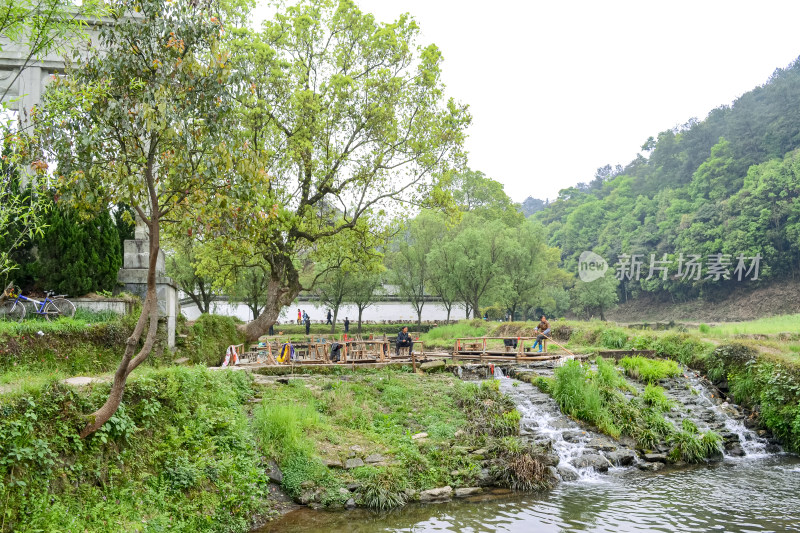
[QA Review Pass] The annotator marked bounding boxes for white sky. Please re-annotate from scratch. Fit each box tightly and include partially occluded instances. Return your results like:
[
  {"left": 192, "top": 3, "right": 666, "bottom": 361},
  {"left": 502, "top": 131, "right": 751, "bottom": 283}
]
[{"left": 252, "top": 1, "right": 800, "bottom": 202}]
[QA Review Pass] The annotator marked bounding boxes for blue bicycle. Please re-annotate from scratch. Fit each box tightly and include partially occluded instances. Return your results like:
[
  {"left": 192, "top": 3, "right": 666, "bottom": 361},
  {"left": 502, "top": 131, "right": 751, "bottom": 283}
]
[{"left": 0, "top": 283, "right": 76, "bottom": 322}]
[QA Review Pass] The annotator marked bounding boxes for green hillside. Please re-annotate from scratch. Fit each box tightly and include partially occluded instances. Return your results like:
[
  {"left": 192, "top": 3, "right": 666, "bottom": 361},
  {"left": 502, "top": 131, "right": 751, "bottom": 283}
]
[{"left": 533, "top": 56, "right": 800, "bottom": 304}]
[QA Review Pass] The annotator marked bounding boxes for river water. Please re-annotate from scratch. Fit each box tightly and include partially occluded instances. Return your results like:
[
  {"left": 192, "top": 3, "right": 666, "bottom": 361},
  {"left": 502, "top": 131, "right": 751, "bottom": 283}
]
[
  {"left": 260, "top": 455, "right": 800, "bottom": 532},
  {"left": 258, "top": 372, "right": 799, "bottom": 533}
]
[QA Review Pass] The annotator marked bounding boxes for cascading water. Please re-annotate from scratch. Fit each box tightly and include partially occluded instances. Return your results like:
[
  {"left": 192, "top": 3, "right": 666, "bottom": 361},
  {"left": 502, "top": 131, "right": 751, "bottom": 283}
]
[
  {"left": 682, "top": 371, "right": 773, "bottom": 458},
  {"left": 501, "top": 361, "right": 780, "bottom": 483},
  {"left": 492, "top": 365, "right": 505, "bottom": 379},
  {"left": 501, "top": 376, "right": 616, "bottom": 482}
]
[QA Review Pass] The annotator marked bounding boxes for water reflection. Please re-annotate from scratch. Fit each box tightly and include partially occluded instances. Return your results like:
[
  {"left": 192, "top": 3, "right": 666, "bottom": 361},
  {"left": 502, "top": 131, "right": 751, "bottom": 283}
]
[{"left": 258, "top": 456, "right": 800, "bottom": 533}]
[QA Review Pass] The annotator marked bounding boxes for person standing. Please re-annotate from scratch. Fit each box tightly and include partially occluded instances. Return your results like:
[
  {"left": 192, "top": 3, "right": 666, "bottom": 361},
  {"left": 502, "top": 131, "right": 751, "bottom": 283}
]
[
  {"left": 297, "top": 308, "right": 302, "bottom": 325},
  {"left": 326, "top": 309, "right": 333, "bottom": 325},
  {"left": 304, "top": 312, "right": 311, "bottom": 335},
  {"left": 344, "top": 317, "right": 350, "bottom": 333}
]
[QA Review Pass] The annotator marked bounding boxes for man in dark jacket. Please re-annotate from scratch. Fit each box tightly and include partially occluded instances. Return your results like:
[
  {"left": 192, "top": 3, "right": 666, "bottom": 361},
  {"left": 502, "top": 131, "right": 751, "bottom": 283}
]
[
  {"left": 344, "top": 317, "right": 350, "bottom": 333},
  {"left": 396, "top": 326, "right": 413, "bottom": 355},
  {"left": 304, "top": 313, "right": 311, "bottom": 335},
  {"left": 326, "top": 309, "right": 333, "bottom": 325}
]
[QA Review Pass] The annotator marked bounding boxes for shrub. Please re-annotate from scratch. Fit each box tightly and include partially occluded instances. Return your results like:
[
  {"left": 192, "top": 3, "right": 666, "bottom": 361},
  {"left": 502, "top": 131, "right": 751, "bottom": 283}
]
[
  {"left": 356, "top": 467, "right": 408, "bottom": 510},
  {"left": 641, "top": 384, "right": 676, "bottom": 412},
  {"left": 491, "top": 437, "right": 553, "bottom": 492},
  {"left": 667, "top": 420, "right": 722, "bottom": 463},
  {"left": 552, "top": 359, "right": 618, "bottom": 437},
  {"left": 182, "top": 313, "right": 244, "bottom": 366},
  {"left": 600, "top": 328, "right": 628, "bottom": 349},
  {"left": 32, "top": 206, "right": 122, "bottom": 296}
]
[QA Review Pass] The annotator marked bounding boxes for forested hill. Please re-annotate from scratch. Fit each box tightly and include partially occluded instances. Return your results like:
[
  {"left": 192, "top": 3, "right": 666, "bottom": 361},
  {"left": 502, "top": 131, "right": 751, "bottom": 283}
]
[{"left": 533, "top": 55, "right": 800, "bottom": 303}]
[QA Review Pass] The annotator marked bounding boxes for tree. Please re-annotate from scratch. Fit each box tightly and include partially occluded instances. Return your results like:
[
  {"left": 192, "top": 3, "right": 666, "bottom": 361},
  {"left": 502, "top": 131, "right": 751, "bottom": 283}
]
[
  {"left": 387, "top": 211, "right": 442, "bottom": 325},
  {"left": 0, "top": 0, "right": 107, "bottom": 122},
  {"left": 38, "top": 0, "right": 236, "bottom": 437},
  {"left": 165, "top": 236, "right": 221, "bottom": 314},
  {"left": 519, "top": 196, "right": 546, "bottom": 217},
  {"left": 0, "top": 154, "right": 49, "bottom": 284},
  {"left": 570, "top": 275, "right": 618, "bottom": 320},
  {"left": 0, "top": 0, "right": 106, "bottom": 281},
  {"left": 440, "top": 215, "right": 506, "bottom": 318},
  {"left": 448, "top": 168, "right": 523, "bottom": 226},
  {"left": 229, "top": 265, "right": 271, "bottom": 321},
  {"left": 496, "top": 219, "right": 566, "bottom": 320},
  {"left": 426, "top": 238, "right": 459, "bottom": 322},
  {"left": 33, "top": 205, "right": 122, "bottom": 295},
  {"left": 345, "top": 269, "right": 382, "bottom": 333},
  {"left": 193, "top": 0, "right": 469, "bottom": 342},
  {"left": 315, "top": 264, "right": 349, "bottom": 334}
]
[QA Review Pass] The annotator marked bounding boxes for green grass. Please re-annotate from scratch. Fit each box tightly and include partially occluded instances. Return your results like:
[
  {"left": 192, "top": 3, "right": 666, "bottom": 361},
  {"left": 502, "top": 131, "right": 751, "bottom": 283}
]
[
  {"left": 527, "top": 356, "right": 721, "bottom": 458},
  {"left": 0, "top": 366, "right": 272, "bottom": 533},
  {"left": 697, "top": 314, "right": 800, "bottom": 337},
  {"left": 619, "top": 356, "right": 681, "bottom": 384},
  {"left": 419, "top": 320, "right": 488, "bottom": 348}
]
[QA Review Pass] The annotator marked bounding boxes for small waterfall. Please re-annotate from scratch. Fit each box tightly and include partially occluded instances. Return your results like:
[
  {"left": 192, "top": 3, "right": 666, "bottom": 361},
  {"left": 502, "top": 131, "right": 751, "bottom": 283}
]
[
  {"left": 683, "top": 372, "right": 772, "bottom": 458},
  {"left": 492, "top": 365, "right": 505, "bottom": 379},
  {"left": 502, "top": 379, "right": 614, "bottom": 482}
]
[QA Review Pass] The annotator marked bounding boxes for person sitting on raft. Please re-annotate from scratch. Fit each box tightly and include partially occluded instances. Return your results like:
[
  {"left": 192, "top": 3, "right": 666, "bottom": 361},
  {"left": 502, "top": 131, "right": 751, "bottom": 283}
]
[
  {"left": 396, "top": 326, "right": 413, "bottom": 355},
  {"left": 531, "top": 315, "right": 550, "bottom": 352}
]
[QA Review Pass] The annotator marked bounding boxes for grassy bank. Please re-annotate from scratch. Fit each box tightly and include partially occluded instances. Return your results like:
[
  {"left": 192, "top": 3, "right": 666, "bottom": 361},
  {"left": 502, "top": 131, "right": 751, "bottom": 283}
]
[
  {"left": 0, "top": 367, "right": 271, "bottom": 533},
  {"left": 523, "top": 357, "right": 722, "bottom": 462},
  {"left": 251, "top": 371, "right": 552, "bottom": 509},
  {"left": 0, "top": 366, "right": 552, "bottom": 532}
]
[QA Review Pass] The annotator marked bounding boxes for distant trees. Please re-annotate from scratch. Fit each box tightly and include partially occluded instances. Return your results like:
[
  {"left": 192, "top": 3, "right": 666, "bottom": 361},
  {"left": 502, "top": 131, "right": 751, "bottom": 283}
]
[
  {"left": 519, "top": 196, "right": 546, "bottom": 217},
  {"left": 571, "top": 276, "right": 618, "bottom": 320},
  {"left": 344, "top": 269, "right": 383, "bottom": 333},
  {"left": 385, "top": 173, "right": 572, "bottom": 321}
]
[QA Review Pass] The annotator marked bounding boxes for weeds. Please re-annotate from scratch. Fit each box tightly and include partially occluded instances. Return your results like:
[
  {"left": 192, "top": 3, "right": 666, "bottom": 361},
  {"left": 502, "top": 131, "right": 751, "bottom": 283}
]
[
  {"left": 668, "top": 419, "right": 722, "bottom": 463},
  {"left": 356, "top": 467, "right": 408, "bottom": 510},
  {"left": 619, "top": 356, "right": 681, "bottom": 384},
  {"left": 491, "top": 437, "right": 553, "bottom": 492}
]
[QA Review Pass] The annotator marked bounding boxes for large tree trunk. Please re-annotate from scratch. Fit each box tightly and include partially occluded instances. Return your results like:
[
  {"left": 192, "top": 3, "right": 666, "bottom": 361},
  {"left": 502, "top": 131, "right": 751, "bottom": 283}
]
[
  {"left": 80, "top": 207, "right": 161, "bottom": 438},
  {"left": 357, "top": 307, "right": 363, "bottom": 333},
  {"left": 331, "top": 307, "right": 338, "bottom": 334},
  {"left": 241, "top": 274, "right": 300, "bottom": 342}
]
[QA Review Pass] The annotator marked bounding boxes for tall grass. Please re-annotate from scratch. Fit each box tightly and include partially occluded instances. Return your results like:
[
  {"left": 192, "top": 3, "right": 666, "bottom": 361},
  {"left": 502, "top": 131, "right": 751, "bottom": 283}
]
[
  {"left": 700, "top": 314, "right": 800, "bottom": 337},
  {"left": 619, "top": 356, "right": 681, "bottom": 383},
  {"left": 552, "top": 359, "right": 619, "bottom": 437},
  {"left": 419, "top": 320, "right": 488, "bottom": 347}
]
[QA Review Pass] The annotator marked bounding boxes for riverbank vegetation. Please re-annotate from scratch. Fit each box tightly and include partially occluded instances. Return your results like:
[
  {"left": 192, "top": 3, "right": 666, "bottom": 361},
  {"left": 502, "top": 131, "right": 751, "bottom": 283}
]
[
  {"left": 0, "top": 368, "right": 271, "bottom": 533},
  {"left": 524, "top": 358, "right": 722, "bottom": 462},
  {"left": 0, "top": 365, "right": 553, "bottom": 532},
  {"left": 251, "top": 372, "right": 552, "bottom": 509}
]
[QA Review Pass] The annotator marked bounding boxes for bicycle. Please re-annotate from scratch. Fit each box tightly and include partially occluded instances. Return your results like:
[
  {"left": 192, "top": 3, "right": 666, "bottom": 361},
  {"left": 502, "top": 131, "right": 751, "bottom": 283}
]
[{"left": 0, "top": 284, "right": 76, "bottom": 322}]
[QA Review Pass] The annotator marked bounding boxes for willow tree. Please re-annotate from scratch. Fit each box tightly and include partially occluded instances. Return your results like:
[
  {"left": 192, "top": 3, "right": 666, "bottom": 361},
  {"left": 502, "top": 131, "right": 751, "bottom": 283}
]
[
  {"left": 194, "top": 0, "right": 470, "bottom": 341},
  {"left": 37, "top": 0, "right": 237, "bottom": 437}
]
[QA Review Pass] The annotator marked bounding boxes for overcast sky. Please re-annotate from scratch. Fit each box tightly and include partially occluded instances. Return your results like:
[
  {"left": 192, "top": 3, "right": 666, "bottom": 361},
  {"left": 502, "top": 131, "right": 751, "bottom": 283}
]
[{"left": 253, "top": 1, "right": 800, "bottom": 203}]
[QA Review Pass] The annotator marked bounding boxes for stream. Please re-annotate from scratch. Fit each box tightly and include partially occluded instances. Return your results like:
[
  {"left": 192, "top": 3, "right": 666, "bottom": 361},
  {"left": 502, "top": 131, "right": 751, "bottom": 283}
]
[{"left": 258, "top": 370, "right": 798, "bottom": 533}]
